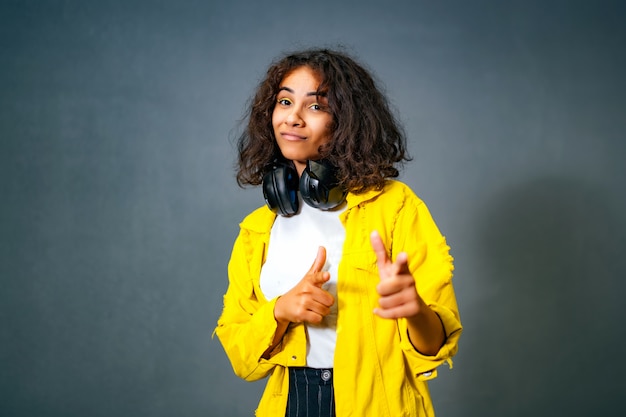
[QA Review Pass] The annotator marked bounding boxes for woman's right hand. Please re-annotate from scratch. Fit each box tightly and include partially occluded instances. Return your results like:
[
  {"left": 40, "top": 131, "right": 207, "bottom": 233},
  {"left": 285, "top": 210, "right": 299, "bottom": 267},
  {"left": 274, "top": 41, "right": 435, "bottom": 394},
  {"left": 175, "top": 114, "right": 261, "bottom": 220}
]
[{"left": 274, "top": 246, "right": 335, "bottom": 325}]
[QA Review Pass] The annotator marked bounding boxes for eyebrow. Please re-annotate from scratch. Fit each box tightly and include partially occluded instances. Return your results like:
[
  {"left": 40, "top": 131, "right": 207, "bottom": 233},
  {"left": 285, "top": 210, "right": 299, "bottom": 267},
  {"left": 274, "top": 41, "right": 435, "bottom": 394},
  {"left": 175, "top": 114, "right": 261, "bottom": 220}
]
[{"left": 278, "top": 86, "right": 327, "bottom": 97}]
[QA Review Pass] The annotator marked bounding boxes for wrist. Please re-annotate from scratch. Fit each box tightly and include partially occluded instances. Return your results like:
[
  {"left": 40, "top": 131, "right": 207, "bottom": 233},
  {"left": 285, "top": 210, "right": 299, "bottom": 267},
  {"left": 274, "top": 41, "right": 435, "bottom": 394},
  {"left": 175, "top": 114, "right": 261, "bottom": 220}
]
[{"left": 273, "top": 296, "right": 290, "bottom": 326}]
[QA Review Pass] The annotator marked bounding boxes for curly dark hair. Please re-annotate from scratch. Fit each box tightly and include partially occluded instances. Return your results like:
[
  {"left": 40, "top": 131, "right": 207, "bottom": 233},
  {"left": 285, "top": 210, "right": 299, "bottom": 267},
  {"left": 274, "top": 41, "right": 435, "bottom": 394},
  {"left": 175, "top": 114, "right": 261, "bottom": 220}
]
[{"left": 235, "top": 47, "right": 411, "bottom": 194}]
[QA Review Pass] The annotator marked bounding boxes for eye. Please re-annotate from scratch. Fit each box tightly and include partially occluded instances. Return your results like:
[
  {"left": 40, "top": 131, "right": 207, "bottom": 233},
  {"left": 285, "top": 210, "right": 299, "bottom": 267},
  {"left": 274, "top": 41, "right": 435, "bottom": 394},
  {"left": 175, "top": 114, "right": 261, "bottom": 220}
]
[
  {"left": 310, "top": 103, "right": 329, "bottom": 112},
  {"left": 277, "top": 98, "right": 291, "bottom": 106}
]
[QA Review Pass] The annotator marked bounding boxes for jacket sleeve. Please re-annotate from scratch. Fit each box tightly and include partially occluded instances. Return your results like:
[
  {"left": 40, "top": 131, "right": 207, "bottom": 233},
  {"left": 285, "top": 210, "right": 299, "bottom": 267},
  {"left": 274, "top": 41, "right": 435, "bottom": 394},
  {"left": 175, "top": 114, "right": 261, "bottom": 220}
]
[
  {"left": 393, "top": 195, "right": 463, "bottom": 378},
  {"left": 214, "top": 229, "right": 282, "bottom": 381}
]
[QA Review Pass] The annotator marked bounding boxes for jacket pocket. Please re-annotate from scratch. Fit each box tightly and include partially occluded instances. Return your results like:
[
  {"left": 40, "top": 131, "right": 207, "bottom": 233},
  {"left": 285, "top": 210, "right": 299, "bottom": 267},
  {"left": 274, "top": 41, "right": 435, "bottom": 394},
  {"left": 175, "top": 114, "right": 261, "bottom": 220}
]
[{"left": 341, "top": 248, "right": 377, "bottom": 272}]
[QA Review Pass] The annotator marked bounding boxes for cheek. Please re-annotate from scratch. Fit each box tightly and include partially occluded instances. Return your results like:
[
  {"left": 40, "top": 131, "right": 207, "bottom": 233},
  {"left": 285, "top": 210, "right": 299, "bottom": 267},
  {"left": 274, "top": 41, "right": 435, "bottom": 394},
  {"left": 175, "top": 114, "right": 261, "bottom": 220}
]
[
  {"left": 319, "top": 119, "right": 333, "bottom": 142},
  {"left": 271, "top": 110, "right": 281, "bottom": 130}
]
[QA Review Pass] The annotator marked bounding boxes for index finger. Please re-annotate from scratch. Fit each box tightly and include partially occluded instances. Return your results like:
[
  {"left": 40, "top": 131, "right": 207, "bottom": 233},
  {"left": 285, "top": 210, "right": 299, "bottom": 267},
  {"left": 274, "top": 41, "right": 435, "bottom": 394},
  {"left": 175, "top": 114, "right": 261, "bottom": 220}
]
[
  {"left": 370, "top": 230, "right": 389, "bottom": 265},
  {"left": 307, "top": 246, "right": 327, "bottom": 274}
]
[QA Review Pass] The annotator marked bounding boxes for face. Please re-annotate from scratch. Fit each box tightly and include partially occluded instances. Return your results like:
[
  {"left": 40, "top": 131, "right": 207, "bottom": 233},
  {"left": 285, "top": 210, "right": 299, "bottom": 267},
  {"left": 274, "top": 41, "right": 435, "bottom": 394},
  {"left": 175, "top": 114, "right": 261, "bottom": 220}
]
[{"left": 272, "top": 66, "right": 333, "bottom": 176}]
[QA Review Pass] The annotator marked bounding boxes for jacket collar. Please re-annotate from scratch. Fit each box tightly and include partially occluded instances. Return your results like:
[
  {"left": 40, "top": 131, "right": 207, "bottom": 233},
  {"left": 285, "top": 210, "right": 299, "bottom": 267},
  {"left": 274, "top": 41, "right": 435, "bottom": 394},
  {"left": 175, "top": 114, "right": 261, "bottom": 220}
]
[
  {"left": 345, "top": 186, "right": 384, "bottom": 209},
  {"left": 239, "top": 185, "right": 386, "bottom": 233},
  {"left": 239, "top": 205, "right": 276, "bottom": 234}
]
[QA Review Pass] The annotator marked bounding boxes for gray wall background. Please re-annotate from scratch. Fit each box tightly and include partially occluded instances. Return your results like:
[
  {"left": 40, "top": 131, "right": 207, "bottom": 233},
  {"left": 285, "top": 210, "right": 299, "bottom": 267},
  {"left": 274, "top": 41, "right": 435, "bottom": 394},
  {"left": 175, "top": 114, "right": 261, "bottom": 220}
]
[{"left": 1, "top": 0, "right": 625, "bottom": 416}]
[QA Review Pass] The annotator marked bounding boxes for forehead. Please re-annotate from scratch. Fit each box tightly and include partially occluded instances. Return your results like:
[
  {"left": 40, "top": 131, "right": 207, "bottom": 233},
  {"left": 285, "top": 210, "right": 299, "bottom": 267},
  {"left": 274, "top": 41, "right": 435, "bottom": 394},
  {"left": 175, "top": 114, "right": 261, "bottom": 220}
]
[{"left": 280, "top": 66, "right": 323, "bottom": 88}]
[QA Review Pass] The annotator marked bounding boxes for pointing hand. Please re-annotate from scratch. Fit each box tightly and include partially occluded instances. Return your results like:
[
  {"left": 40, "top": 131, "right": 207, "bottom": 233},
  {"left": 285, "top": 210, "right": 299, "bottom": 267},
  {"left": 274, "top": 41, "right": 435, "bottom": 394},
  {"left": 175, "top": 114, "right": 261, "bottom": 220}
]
[
  {"left": 274, "top": 246, "right": 335, "bottom": 325},
  {"left": 370, "top": 230, "right": 423, "bottom": 319}
]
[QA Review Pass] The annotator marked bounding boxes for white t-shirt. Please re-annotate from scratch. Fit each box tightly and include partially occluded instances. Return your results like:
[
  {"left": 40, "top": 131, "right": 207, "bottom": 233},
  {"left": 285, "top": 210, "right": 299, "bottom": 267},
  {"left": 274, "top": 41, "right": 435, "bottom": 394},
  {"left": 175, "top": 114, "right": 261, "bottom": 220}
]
[{"left": 259, "top": 199, "right": 346, "bottom": 369}]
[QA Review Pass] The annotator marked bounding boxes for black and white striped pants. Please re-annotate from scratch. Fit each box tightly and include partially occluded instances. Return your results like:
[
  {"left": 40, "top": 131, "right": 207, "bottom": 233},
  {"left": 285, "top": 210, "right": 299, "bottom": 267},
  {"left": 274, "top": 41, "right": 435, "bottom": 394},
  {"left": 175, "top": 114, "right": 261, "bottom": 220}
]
[{"left": 285, "top": 367, "right": 336, "bottom": 417}]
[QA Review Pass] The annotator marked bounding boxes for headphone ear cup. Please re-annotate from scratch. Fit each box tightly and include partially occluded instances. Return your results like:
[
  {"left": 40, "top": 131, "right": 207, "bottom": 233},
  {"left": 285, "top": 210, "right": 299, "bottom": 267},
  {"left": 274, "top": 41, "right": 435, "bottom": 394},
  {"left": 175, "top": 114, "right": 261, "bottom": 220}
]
[
  {"left": 300, "top": 159, "right": 347, "bottom": 210},
  {"left": 262, "top": 162, "right": 300, "bottom": 216}
]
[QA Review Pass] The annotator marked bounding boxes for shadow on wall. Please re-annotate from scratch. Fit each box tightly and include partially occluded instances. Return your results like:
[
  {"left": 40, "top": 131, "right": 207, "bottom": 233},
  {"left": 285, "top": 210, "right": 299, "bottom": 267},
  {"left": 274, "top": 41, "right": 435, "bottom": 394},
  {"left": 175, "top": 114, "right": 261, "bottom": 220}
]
[{"left": 461, "top": 176, "right": 625, "bottom": 417}]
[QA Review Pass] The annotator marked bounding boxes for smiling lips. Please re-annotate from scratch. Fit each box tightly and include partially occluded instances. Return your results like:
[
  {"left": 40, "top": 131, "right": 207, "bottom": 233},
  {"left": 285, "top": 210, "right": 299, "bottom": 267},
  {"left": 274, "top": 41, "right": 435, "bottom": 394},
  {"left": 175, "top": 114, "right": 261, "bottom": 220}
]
[{"left": 280, "top": 132, "right": 306, "bottom": 141}]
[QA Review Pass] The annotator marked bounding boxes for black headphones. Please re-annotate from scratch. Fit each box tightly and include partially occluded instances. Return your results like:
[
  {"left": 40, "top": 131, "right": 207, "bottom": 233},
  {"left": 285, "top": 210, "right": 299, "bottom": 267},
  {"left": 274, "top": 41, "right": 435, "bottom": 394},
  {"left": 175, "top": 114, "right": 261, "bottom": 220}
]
[{"left": 262, "top": 159, "right": 347, "bottom": 216}]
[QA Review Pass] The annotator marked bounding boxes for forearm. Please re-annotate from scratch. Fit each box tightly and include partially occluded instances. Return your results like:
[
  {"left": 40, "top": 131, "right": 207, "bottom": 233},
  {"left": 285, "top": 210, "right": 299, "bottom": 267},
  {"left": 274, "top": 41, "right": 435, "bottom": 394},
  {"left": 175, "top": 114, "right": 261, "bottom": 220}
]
[
  {"left": 216, "top": 294, "right": 285, "bottom": 375},
  {"left": 406, "top": 299, "right": 445, "bottom": 356},
  {"left": 262, "top": 317, "right": 290, "bottom": 359}
]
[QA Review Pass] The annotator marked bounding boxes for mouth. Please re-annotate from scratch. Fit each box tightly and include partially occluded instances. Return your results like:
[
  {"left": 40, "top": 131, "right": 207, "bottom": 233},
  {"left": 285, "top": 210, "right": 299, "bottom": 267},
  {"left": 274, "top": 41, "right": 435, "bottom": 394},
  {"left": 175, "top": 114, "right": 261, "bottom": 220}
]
[{"left": 280, "top": 132, "right": 306, "bottom": 141}]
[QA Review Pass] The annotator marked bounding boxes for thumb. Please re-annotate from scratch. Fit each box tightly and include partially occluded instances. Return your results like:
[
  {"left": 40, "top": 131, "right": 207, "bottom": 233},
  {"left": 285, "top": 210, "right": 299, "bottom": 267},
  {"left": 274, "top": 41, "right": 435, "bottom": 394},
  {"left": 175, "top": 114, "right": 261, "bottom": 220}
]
[{"left": 395, "top": 251, "right": 411, "bottom": 274}]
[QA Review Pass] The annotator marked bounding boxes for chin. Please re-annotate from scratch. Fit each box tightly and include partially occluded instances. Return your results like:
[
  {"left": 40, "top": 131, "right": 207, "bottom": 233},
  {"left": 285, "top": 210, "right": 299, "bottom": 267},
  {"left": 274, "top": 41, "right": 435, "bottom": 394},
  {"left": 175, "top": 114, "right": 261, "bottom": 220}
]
[{"left": 278, "top": 150, "right": 317, "bottom": 163}]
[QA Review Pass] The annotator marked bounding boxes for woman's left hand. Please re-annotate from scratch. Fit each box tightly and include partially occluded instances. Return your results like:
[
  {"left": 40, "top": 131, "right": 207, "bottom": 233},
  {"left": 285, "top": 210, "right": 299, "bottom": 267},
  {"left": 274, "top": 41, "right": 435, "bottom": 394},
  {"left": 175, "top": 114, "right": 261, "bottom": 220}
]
[
  {"left": 370, "top": 230, "right": 445, "bottom": 355},
  {"left": 370, "top": 230, "right": 426, "bottom": 319}
]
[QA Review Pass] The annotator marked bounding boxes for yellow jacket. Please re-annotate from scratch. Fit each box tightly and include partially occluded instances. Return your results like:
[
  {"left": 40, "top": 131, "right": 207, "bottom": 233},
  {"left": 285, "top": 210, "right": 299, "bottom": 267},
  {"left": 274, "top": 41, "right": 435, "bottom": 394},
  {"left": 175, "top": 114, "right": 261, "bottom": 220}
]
[{"left": 215, "top": 180, "right": 462, "bottom": 417}]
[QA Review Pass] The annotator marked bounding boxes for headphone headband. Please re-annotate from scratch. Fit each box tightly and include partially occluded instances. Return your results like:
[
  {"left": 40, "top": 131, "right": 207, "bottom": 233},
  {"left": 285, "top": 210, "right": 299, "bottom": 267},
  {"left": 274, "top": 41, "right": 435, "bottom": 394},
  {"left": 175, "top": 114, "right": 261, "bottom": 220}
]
[{"left": 262, "top": 159, "right": 347, "bottom": 216}]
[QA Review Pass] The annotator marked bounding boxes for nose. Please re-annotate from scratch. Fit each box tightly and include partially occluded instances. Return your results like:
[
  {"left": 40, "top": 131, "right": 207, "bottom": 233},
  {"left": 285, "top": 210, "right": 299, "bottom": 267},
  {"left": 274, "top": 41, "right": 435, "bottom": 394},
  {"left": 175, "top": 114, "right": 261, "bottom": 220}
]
[{"left": 285, "top": 107, "right": 303, "bottom": 126}]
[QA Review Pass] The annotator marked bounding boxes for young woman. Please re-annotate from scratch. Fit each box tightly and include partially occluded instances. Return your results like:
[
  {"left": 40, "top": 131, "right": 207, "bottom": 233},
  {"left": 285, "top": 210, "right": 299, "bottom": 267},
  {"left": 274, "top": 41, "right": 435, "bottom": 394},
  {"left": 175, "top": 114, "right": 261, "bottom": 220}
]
[{"left": 215, "top": 47, "right": 462, "bottom": 417}]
